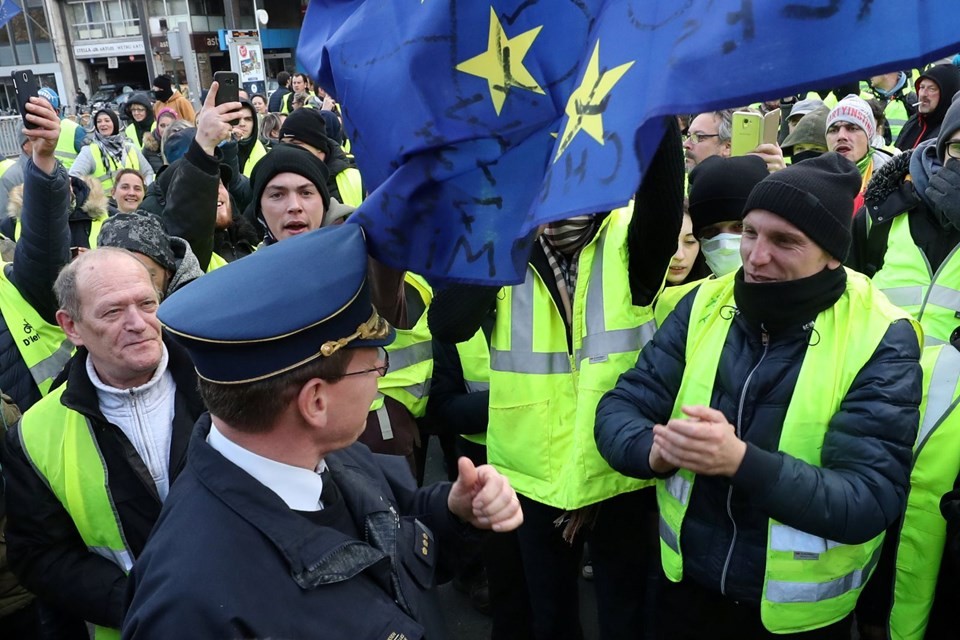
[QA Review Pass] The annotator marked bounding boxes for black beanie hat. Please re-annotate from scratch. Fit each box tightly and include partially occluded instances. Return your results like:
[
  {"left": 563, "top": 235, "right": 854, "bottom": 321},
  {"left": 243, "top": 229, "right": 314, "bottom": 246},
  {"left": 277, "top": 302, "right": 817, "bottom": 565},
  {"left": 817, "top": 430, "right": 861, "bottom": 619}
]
[
  {"left": 688, "top": 155, "right": 769, "bottom": 237},
  {"left": 742, "top": 152, "right": 860, "bottom": 261},
  {"left": 152, "top": 75, "right": 172, "bottom": 90},
  {"left": 279, "top": 108, "right": 332, "bottom": 156},
  {"left": 251, "top": 144, "right": 330, "bottom": 237}
]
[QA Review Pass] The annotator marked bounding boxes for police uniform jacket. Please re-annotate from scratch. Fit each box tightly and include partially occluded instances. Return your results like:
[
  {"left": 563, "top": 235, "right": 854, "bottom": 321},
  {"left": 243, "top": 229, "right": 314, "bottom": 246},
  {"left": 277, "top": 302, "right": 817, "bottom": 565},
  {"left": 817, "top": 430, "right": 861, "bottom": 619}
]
[
  {"left": 594, "top": 281, "right": 921, "bottom": 604},
  {"left": 123, "top": 415, "right": 477, "bottom": 639},
  {"left": 0, "top": 159, "right": 71, "bottom": 410},
  {"left": 2, "top": 337, "right": 204, "bottom": 628}
]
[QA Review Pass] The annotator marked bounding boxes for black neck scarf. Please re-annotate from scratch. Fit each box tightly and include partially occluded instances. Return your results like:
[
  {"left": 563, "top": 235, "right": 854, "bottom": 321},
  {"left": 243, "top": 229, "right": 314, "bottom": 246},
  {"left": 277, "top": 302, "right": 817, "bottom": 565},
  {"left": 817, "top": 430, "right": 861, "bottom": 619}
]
[{"left": 733, "top": 266, "right": 847, "bottom": 335}]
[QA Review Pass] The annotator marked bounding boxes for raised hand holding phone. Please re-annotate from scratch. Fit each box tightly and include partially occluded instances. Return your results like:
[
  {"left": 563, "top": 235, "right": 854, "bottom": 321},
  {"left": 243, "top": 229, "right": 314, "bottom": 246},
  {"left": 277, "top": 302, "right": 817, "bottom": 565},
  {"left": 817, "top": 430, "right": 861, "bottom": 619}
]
[
  {"left": 12, "top": 70, "right": 40, "bottom": 129},
  {"left": 196, "top": 81, "right": 245, "bottom": 156}
]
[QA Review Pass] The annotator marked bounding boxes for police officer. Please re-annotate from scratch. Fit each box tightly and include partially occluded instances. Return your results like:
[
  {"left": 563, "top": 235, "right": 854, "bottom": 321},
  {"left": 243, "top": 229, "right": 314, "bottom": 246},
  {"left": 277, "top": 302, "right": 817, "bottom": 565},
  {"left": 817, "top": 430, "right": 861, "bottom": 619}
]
[{"left": 122, "top": 224, "right": 522, "bottom": 638}]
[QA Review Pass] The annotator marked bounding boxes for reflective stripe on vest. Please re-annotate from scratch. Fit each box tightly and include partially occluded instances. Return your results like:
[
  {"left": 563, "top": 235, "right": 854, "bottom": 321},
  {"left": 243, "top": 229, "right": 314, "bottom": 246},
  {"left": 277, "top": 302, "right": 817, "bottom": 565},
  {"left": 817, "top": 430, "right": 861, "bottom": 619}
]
[
  {"left": 242, "top": 140, "right": 268, "bottom": 178},
  {"left": 55, "top": 119, "right": 81, "bottom": 169},
  {"left": 15, "top": 215, "right": 105, "bottom": 250},
  {"left": 0, "top": 268, "right": 73, "bottom": 395},
  {"left": 89, "top": 144, "right": 140, "bottom": 194},
  {"left": 489, "top": 208, "right": 655, "bottom": 509},
  {"left": 375, "top": 273, "right": 433, "bottom": 418},
  {"left": 873, "top": 213, "right": 960, "bottom": 346},
  {"left": 370, "top": 395, "right": 394, "bottom": 440},
  {"left": 455, "top": 327, "right": 492, "bottom": 446},
  {"left": 19, "top": 384, "right": 133, "bottom": 638},
  {"left": 657, "top": 268, "right": 919, "bottom": 633},
  {"left": 888, "top": 345, "right": 960, "bottom": 639},
  {"left": 335, "top": 168, "right": 364, "bottom": 207}
]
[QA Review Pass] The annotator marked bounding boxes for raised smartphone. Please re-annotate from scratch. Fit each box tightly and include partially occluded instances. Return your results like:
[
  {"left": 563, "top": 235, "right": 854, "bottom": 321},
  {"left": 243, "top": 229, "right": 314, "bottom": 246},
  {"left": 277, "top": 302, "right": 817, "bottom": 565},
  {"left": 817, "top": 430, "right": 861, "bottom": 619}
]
[
  {"left": 12, "top": 69, "right": 40, "bottom": 129},
  {"left": 214, "top": 71, "right": 240, "bottom": 125}
]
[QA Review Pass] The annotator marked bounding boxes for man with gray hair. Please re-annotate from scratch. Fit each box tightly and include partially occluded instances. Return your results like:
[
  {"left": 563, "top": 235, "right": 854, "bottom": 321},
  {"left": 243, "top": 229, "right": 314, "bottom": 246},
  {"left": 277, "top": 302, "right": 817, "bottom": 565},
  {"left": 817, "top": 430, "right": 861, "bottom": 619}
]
[
  {"left": 2, "top": 248, "right": 204, "bottom": 637},
  {"left": 683, "top": 109, "right": 734, "bottom": 171}
]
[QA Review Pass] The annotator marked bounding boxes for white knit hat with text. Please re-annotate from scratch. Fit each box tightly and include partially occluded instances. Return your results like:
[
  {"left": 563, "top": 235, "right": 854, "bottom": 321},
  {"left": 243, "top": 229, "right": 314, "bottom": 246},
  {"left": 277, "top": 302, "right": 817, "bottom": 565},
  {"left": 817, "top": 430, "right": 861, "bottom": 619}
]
[{"left": 825, "top": 94, "right": 876, "bottom": 141}]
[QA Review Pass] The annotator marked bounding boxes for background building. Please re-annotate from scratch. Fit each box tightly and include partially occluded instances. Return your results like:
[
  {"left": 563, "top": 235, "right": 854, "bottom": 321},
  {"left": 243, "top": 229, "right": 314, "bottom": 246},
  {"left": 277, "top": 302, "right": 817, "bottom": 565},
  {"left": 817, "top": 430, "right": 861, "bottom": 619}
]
[
  {"left": 0, "top": 0, "right": 64, "bottom": 113},
  {"left": 42, "top": 0, "right": 303, "bottom": 112}
]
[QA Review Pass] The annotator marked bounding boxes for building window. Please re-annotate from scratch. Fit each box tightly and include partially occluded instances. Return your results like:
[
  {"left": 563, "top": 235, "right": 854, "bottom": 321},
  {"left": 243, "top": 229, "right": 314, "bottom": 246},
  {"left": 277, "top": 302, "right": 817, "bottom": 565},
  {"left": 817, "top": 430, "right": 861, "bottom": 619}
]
[
  {"left": 147, "top": 0, "right": 188, "bottom": 20},
  {"left": 68, "top": 0, "right": 142, "bottom": 41}
]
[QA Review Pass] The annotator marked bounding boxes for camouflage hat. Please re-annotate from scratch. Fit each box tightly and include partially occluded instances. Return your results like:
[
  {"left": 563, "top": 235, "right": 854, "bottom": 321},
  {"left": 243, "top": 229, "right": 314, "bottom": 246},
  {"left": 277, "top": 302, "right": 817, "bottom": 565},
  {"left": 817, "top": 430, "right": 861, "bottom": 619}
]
[
  {"left": 97, "top": 211, "right": 177, "bottom": 274},
  {"left": 781, "top": 105, "right": 831, "bottom": 154}
]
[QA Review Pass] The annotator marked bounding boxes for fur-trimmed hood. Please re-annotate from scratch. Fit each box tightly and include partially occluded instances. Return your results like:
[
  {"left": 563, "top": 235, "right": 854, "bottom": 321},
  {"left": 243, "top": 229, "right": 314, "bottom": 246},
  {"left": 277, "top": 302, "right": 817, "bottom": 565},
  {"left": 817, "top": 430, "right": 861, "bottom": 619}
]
[{"left": 6, "top": 175, "right": 109, "bottom": 221}]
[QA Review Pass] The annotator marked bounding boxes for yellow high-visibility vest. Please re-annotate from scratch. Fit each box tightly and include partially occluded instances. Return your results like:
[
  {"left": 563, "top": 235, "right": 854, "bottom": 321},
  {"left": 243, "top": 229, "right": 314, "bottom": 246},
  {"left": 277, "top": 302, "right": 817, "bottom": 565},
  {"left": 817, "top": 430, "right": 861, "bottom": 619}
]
[
  {"left": 488, "top": 208, "right": 657, "bottom": 509},
  {"left": 657, "top": 269, "right": 919, "bottom": 633},
  {"left": 88, "top": 144, "right": 140, "bottom": 194},
  {"left": 872, "top": 213, "right": 960, "bottom": 346},
  {"left": 887, "top": 344, "right": 960, "bottom": 639},
  {"left": 0, "top": 267, "right": 73, "bottom": 396},
  {"left": 19, "top": 383, "right": 130, "bottom": 640}
]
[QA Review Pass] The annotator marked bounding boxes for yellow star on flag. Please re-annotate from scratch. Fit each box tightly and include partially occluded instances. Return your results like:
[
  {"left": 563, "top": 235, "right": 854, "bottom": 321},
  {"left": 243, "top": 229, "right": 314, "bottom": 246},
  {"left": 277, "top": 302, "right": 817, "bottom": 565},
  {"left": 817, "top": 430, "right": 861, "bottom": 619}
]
[
  {"left": 456, "top": 7, "right": 545, "bottom": 116},
  {"left": 555, "top": 40, "right": 634, "bottom": 161}
]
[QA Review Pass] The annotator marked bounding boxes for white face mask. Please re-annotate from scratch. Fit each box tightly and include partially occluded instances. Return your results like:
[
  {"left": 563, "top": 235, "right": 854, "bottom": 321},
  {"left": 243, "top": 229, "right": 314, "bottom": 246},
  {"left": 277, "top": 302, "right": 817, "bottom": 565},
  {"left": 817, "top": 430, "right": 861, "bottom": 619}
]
[{"left": 700, "top": 233, "right": 743, "bottom": 276}]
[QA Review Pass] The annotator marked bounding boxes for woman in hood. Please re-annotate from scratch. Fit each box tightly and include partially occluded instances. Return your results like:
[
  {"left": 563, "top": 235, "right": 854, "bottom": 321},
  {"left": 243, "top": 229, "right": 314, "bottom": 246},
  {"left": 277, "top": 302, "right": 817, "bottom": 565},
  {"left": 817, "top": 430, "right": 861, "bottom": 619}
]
[
  {"left": 70, "top": 109, "right": 154, "bottom": 191},
  {"left": 123, "top": 92, "right": 156, "bottom": 150}
]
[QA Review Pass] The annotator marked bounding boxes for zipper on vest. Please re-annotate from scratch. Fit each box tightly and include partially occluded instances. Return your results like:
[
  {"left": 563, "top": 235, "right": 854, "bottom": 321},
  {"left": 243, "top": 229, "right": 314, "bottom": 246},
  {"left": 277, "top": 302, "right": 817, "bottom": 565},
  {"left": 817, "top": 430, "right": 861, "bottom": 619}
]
[{"left": 720, "top": 325, "right": 769, "bottom": 597}]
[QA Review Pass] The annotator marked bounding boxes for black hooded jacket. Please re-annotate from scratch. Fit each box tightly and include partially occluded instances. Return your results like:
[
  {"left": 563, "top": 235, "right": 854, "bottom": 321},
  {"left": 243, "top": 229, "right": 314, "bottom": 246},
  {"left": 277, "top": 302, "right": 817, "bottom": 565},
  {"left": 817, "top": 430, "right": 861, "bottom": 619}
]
[
  {"left": 895, "top": 64, "right": 960, "bottom": 151},
  {"left": 123, "top": 93, "right": 156, "bottom": 146},
  {"left": 236, "top": 100, "right": 260, "bottom": 172}
]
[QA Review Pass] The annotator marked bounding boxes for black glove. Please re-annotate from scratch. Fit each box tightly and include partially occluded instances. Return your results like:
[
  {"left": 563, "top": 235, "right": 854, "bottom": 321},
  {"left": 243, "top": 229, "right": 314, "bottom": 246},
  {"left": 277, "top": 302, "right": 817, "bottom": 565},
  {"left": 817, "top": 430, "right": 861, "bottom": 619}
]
[{"left": 926, "top": 158, "right": 960, "bottom": 230}]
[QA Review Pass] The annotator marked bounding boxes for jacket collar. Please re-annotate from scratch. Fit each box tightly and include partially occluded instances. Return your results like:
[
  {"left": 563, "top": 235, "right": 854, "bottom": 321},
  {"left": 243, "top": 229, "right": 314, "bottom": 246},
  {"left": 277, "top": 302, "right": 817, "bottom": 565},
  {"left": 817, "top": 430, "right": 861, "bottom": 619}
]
[
  {"left": 187, "top": 415, "right": 394, "bottom": 589},
  {"left": 59, "top": 334, "right": 202, "bottom": 483}
]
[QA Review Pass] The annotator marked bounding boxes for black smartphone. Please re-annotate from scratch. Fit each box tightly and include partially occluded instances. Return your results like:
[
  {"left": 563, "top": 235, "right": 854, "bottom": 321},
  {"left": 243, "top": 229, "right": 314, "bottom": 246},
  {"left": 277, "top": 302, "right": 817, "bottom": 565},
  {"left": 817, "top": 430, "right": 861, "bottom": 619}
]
[
  {"left": 12, "top": 69, "right": 39, "bottom": 129},
  {"left": 214, "top": 71, "right": 240, "bottom": 125}
]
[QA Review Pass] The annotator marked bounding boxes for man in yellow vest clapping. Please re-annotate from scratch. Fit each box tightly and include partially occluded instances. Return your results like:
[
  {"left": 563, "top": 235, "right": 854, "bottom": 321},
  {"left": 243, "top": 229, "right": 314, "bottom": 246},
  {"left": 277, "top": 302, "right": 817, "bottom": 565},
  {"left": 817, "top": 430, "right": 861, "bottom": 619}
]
[{"left": 596, "top": 153, "right": 922, "bottom": 638}]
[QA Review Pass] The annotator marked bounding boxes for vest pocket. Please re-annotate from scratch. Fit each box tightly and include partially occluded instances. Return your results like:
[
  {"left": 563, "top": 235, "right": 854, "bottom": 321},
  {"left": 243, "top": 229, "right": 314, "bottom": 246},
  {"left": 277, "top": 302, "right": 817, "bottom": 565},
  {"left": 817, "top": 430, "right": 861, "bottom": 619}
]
[{"left": 487, "top": 399, "right": 553, "bottom": 483}]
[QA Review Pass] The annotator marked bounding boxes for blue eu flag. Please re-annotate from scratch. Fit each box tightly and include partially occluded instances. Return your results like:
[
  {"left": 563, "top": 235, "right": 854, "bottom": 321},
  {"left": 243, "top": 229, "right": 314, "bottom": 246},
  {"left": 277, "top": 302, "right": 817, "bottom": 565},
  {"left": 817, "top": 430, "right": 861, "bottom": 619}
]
[
  {"left": 0, "top": 0, "right": 21, "bottom": 29},
  {"left": 300, "top": 0, "right": 960, "bottom": 285}
]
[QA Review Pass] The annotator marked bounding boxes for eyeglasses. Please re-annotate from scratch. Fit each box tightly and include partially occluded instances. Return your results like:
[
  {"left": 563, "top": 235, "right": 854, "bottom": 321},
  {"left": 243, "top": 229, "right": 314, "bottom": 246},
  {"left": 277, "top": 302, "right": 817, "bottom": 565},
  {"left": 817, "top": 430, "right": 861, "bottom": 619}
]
[
  {"left": 683, "top": 132, "right": 721, "bottom": 144},
  {"left": 339, "top": 350, "right": 389, "bottom": 378},
  {"left": 130, "top": 106, "right": 146, "bottom": 113},
  {"left": 947, "top": 141, "right": 960, "bottom": 160}
]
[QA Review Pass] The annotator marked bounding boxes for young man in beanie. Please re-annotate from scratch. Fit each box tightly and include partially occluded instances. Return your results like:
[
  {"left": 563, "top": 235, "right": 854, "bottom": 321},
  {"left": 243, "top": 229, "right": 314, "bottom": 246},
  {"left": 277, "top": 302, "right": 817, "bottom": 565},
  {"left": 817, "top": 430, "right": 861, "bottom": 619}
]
[
  {"left": 122, "top": 224, "right": 522, "bottom": 637},
  {"left": 250, "top": 143, "right": 332, "bottom": 243},
  {"left": 851, "top": 92, "right": 960, "bottom": 346},
  {"left": 596, "top": 152, "right": 922, "bottom": 638},
  {"left": 279, "top": 107, "right": 364, "bottom": 206},
  {"left": 687, "top": 155, "right": 770, "bottom": 278},
  {"left": 825, "top": 95, "right": 893, "bottom": 213}
]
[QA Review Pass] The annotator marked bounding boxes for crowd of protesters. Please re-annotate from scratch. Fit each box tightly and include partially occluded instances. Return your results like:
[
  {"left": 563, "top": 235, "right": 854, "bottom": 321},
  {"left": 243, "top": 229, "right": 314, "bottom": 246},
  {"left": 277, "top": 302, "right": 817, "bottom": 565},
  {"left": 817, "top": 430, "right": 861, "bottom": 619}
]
[{"left": 0, "top": 58, "right": 959, "bottom": 640}]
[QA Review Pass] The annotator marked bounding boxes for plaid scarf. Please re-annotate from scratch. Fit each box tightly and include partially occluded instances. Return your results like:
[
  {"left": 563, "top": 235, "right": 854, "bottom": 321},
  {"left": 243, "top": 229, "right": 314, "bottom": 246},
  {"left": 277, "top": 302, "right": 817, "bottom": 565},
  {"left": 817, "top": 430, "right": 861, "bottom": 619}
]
[{"left": 538, "top": 215, "right": 598, "bottom": 324}]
